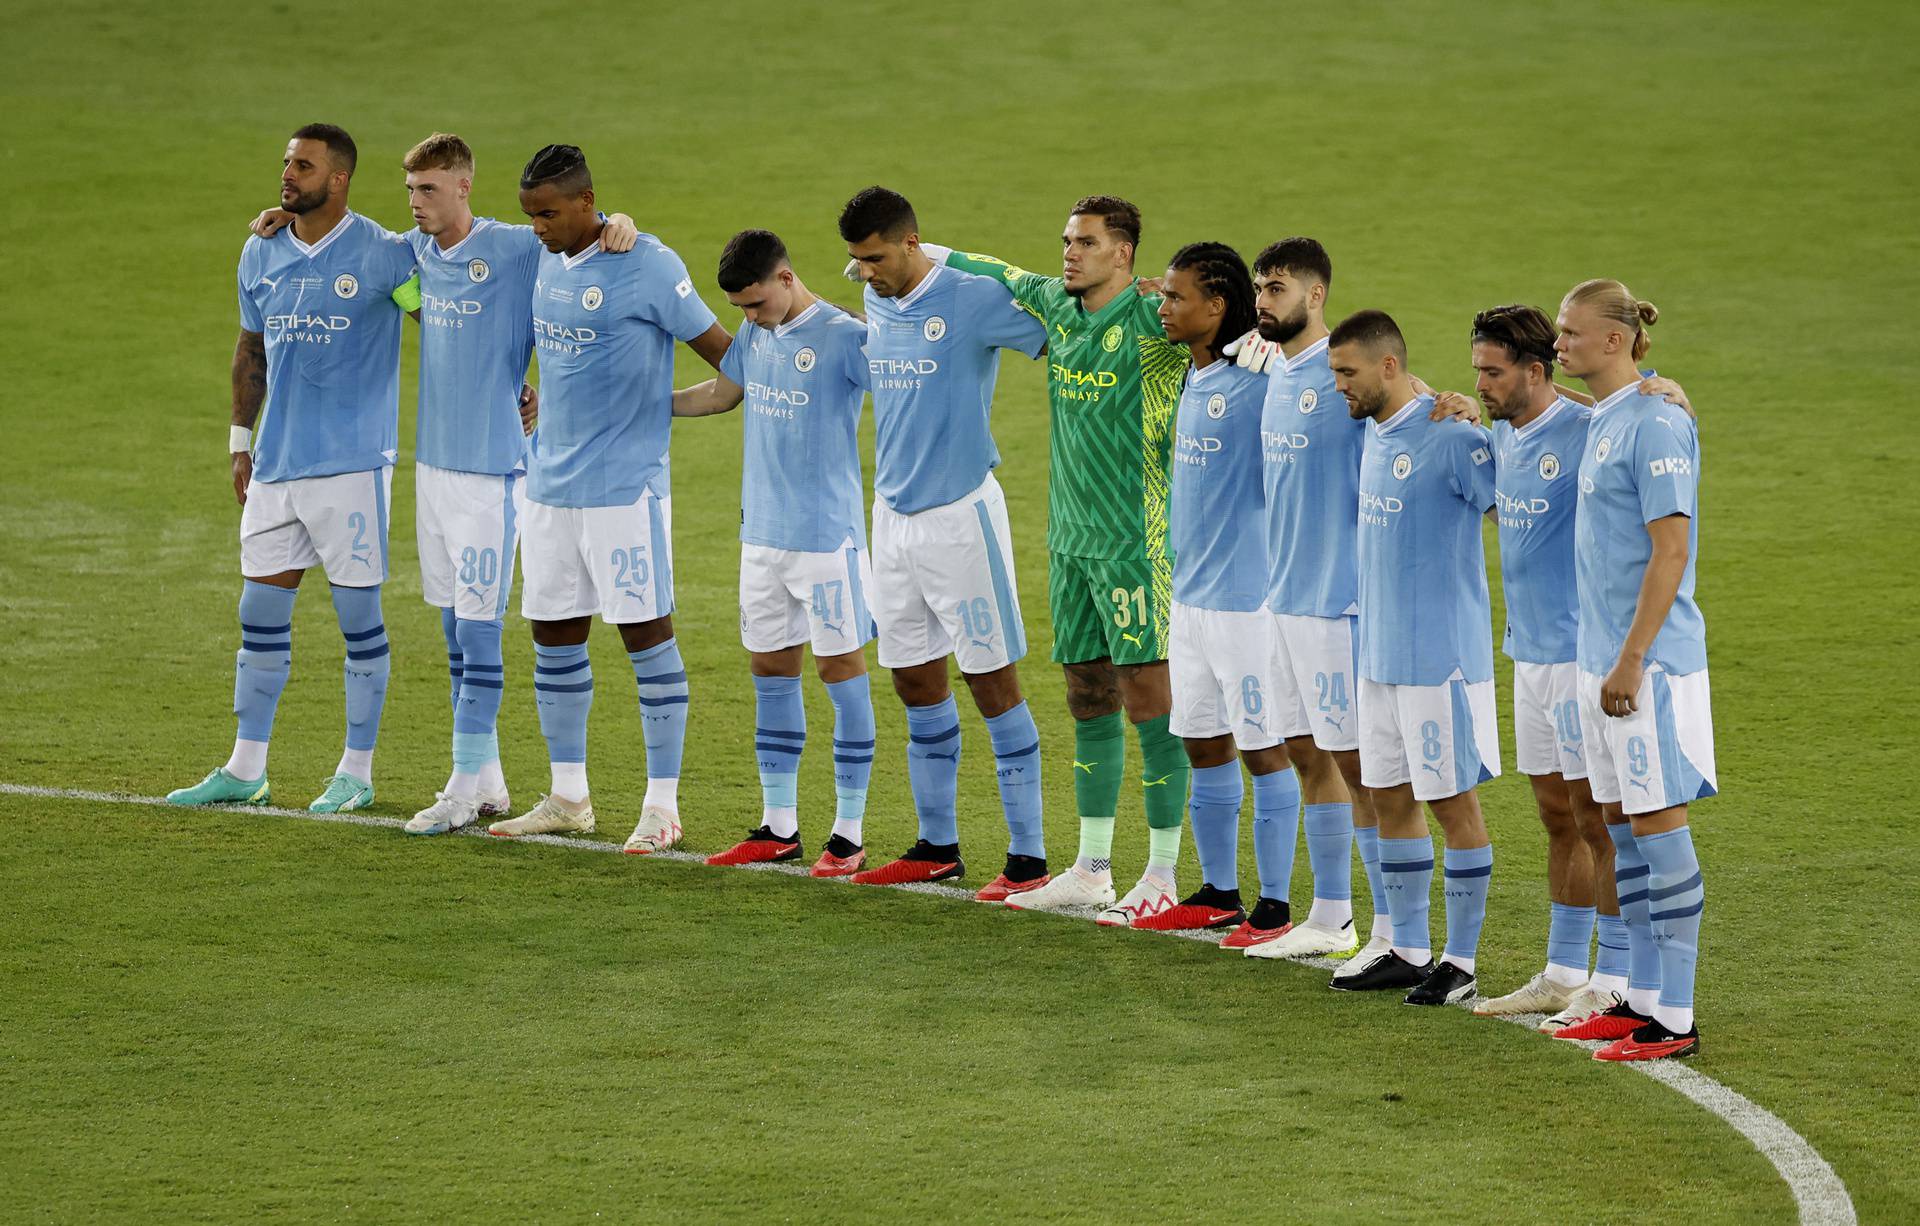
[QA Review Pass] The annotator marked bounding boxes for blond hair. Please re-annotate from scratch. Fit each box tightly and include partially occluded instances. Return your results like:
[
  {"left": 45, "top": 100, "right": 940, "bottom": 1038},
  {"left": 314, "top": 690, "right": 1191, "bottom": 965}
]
[
  {"left": 1562, "top": 278, "right": 1659, "bottom": 362},
  {"left": 402, "top": 132, "right": 473, "bottom": 176}
]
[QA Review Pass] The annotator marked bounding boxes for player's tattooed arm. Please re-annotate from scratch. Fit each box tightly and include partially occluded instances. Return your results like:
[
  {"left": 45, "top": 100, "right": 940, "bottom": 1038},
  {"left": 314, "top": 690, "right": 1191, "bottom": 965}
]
[
  {"left": 671, "top": 374, "right": 745, "bottom": 418},
  {"left": 231, "top": 329, "right": 266, "bottom": 505},
  {"left": 1601, "top": 514, "right": 1691, "bottom": 717},
  {"left": 685, "top": 322, "right": 734, "bottom": 374}
]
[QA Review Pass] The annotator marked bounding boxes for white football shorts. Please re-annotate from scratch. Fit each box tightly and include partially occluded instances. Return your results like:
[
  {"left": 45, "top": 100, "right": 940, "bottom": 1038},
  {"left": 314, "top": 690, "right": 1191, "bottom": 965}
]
[
  {"left": 740, "top": 539, "right": 877, "bottom": 657},
  {"left": 1269, "top": 611, "right": 1361, "bottom": 751},
  {"left": 519, "top": 488, "right": 673, "bottom": 624},
  {"left": 240, "top": 467, "right": 392, "bottom": 588},
  {"left": 1170, "top": 602, "right": 1282, "bottom": 750},
  {"left": 1513, "top": 659, "right": 1589, "bottom": 780},
  {"left": 1359, "top": 673, "right": 1502, "bottom": 801},
  {"left": 416, "top": 462, "right": 525, "bottom": 621},
  {"left": 1580, "top": 664, "right": 1717, "bottom": 814},
  {"left": 871, "top": 474, "right": 1027, "bottom": 674}
]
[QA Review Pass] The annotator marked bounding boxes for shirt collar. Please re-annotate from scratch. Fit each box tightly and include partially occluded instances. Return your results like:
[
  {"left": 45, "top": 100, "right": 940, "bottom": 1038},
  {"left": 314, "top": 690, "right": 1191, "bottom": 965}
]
[
  {"left": 288, "top": 211, "right": 356, "bottom": 258},
  {"left": 561, "top": 242, "right": 598, "bottom": 271},
  {"left": 1189, "top": 357, "right": 1229, "bottom": 383},
  {"left": 1283, "top": 334, "right": 1329, "bottom": 373},
  {"left": 895, "top": 261, "right": 943, "bottom": 309},
  {"left": 1513, "top": 395, "right": 1572, "bottom": 440},
  {"left": 1591, "top": 383, "right": 1638, "bottom": 418},
  {"left": 428, "top": 217, "right": 489, "bottom": 260},
  {"left": 1374, "top": 392, "right": 1430, "bottom": 435},
  {"left": 774, "top": 301, "right": 821, "bottom": 338}
]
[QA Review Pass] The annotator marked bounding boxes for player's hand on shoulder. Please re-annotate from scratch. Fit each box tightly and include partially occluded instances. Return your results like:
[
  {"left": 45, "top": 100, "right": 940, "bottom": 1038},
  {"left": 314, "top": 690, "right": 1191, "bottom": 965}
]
[
  {"left": 1134, "top": 275, "right": 1164, "bottom": 296},
  {"left": 1430, "top": 390, "right": 1482, "bottom": 425},
  {"left": 600, "top": 213, "right": 639, "bottom": 254},
  {"left": 251, "top": 208, "right": 294, "bottom": 239},
  {"left": 1639, "top": 374, "right": 1694, "bottom": 418},
  {"left": 1224, "top": 328, "right": 1281, "bottom": 374}
]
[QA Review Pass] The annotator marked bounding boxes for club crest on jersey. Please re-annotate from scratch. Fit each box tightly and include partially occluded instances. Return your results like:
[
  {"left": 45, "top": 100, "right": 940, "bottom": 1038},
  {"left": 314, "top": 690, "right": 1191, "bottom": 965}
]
[
  {"left": 923, "top": 315, "right": 947, "bottom": 342},
  {"left": 1539, "top": 452, "right": 1561, "bottom": 480},
  {"left": 582, "top": 286, "right": 604, "bottom": 311},
  {"left": 1392, "top": 453, "right": 1413, "bottom": 480},
  {"left": 1102, "top": 324, "right": 1123, "bottom": 353},
  {"left": 468, "top": 259, "right": 490, "bottom": 283},
  {"left": 333, "top": 273, "right": 359, "bottom": 299},
  {"left": 1594, "top": 436, "right": 1613, "bottom": 463},
  {"left": 1298, "top": 388, "right": 1317, "bottom": 414},
  {"left": 794, "top": 347, "right": 817, "bottom": 373},
  {"left": 1206, "top": 393, "right": 1227, "bottom": 419}
]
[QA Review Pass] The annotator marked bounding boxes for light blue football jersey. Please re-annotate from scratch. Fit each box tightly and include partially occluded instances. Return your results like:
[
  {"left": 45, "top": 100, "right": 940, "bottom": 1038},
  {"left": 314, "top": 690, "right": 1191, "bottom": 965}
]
[
  {"left": 861, "top": 264, "right": 1047, "bottom": 514},
  {"left": 1492, "top": 397, "right": 1591, "bottom": 665},
  {"left": 1260, "top": 336, "right": 1365, "bottom": 617},
  {"left": 1575, "top": 385, "right": 1707, "bottom": 676},
  {"left": 1356, "top": 395, "right": 1498, "bottom": 686},
  {"left": 407, "top": 219, "right": 542, "bottom": 475},
  {"left": 527, "top": 233, "right": 717, "bottom": 508},
  {"left": 719, "top": 301, "right": 871, "bottom": 553},
  {"left": 237, "top": 212, "right": 416, "bottom": 483},
  {"left": 1170, "top": 360, "right": 1271, "bottom": 612}
]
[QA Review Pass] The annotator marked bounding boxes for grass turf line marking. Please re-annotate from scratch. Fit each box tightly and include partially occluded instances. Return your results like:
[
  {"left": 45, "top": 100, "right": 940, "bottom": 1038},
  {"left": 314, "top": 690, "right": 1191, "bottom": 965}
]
[{"left": 1, "top": 781, "right": 1856, "bottom": 1225}]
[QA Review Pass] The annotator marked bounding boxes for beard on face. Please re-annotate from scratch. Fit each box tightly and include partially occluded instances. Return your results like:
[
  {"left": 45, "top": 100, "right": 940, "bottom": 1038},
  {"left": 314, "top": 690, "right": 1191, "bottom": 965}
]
[
  {"left": 1483, "top": 384, "right": 1529, "bottom": 421},
  {"left": 284, "top": 183, "right": 330, "bottom": 215},
  {"left": 1256, "top": 302, "right": 1308, "bottom": 344}
]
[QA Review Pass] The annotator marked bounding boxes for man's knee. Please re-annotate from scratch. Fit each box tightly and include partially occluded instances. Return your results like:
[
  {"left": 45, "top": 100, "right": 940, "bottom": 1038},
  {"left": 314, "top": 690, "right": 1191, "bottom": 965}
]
[{"left": 1063, "top": 659, "right": 1120, "bottom": 720}]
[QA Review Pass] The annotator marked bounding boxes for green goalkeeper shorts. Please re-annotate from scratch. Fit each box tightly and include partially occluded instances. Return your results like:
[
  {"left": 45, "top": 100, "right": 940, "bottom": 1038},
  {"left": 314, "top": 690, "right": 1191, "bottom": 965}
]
[{"left": 1048, "top": 551, "right": 1171, "bottom": 667}]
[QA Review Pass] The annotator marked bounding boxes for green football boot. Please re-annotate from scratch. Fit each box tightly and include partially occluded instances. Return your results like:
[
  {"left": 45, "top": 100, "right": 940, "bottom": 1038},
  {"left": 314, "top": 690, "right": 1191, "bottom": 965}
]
[
  {"left": 166, "top": 767, "right": 271, "bottom": 807},
  {"left": 309, "top": 772, "right": 375, "bottom": 813}
]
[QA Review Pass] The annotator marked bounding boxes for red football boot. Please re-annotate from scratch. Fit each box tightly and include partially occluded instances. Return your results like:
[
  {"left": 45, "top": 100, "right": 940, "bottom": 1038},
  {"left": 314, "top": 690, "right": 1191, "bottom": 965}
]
[
  {"left": 809, "top": 834, "right": 867, "bottom": 878},
  {"left": 1220, "top": 898, "right": 1293, "bottom": 949},
  {"left": 1552, "top": 1001, "right": 1653, "bottom": 1042},
  {"left": 705, "top": 826, "right": 802, "bottom": 867},
  {"left": 850, "top": 840, "right": 964, "bottom": 886},
  {"left": 1131, "top": 884, "right": 1247, "bottom": 932},
  {"left": 1594, "top": 1021, "right": 1701, "bottom": 1062},
  {"left": 974, "top": 854, "right": 1050, "bottom": 902}
]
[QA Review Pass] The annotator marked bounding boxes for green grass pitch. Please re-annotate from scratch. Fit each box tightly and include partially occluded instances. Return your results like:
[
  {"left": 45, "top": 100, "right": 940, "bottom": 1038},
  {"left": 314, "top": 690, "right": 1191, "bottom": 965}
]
[{"left": 2, "top": 1, "right": 1916, "bottom": 1220}]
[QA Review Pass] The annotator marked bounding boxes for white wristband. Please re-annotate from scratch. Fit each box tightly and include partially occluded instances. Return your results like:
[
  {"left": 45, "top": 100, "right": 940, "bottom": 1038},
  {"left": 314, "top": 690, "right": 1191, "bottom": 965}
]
[{"left": 229, "top": 425, "right": 253, "bottom": 453}]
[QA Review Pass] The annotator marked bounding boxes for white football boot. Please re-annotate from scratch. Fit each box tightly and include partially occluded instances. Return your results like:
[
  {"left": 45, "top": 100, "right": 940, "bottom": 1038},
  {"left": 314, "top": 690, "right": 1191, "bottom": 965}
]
[
  {"left": 1539, "top": 982, "right": 1621, "bottom": 1034},
  {"left": 1473, "top": 971, "right": 1578, "bottom": 1017},
  {"left": 623, "top": 803, "right": 683, "bottom": 854},
  {"left": 1096, "top": 872, "right": 1177, "bottom": 927},
  {"left": 487, "top": 794, "right": 595, "bottom": 838},
  {"left": 1005, "top": 865, "right": 1117, "bottom": 912},
  {"left": 1245, "top": 917, "right": 1359, "bottom": 960},
  {"left": 405, "top": 792, "right": 480, "bottom": 836}
]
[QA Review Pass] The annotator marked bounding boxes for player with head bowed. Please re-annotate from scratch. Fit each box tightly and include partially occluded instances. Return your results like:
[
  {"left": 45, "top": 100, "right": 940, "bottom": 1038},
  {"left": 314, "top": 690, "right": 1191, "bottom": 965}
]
[
  {"left": 668, "top": 229, "right": 879, "bottom": 877},
  {"left": 1549, "top": 280, "right": 1713, "bottom": 1061},
  {"left": 835, "top": 186, "right": 1053, "bottom": 897},
  {"left": 1326, "top": 310, "right": 1500, "bottom": 1006},
  {"left": 169, "top": 123, "right": 419, "bottom": 814},
  {"left": 1137, "top": 242, "right": 1304, "bottom": 940},
  {"left": 898, "top": 198, "right": 1195, "bottom": 920},
  {"left": 1451, "top": 304, "right": 1627, "bottom": 1023},
  {"left": 483, "top": 145, "right": 732, "bottom": 852}
]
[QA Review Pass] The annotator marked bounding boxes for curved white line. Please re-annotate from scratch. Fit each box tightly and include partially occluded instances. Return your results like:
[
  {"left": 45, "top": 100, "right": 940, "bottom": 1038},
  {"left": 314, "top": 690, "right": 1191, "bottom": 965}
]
[{"left": 0, "top": 781, "right": 1854, "bottom": 1224}]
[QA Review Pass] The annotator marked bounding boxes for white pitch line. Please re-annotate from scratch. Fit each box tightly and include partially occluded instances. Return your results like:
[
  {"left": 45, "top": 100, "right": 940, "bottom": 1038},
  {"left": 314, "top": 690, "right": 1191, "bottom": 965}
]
[{"left": 1, "top": 781, "right": 1856, "bottom": 1224}]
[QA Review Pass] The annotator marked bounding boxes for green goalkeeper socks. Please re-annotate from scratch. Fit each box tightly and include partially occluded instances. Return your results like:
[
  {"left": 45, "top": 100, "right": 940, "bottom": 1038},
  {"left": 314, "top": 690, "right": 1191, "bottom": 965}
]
[
  {"left": 1136, "top": 714, "right": 1189, "bottom": 831},
  {"left": 1073, "top": 712, "right": 1124, "bottom": 871}
]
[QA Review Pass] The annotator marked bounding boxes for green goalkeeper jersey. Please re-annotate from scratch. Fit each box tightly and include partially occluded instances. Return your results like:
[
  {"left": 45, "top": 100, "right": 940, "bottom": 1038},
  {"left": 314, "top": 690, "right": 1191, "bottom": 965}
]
[{"left": 942, "top": 250, "right": 1187, "bottom": 560}]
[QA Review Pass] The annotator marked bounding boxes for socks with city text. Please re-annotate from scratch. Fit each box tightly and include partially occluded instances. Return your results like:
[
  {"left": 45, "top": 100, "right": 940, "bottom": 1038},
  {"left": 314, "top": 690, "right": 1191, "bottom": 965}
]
[
  {"left": 449, "top": 617, "right": 504, "bottom": 803},
  {"left": 826, "top": 674, "right": 875, "bottom": 845},
  {"left": 631, "top": 639, "right": 689, "bottom": 812},
  {"left": 1609, "top": 821, "right": 1663, "bottom": 1016},
  {"left": 985, "top": 702, "right": 1044, "bottom": 859},
  {"left": 1639, "top": 825, "right": 1705, "bottom": 1033},
  {"left": 226, "top": 580, "right": 296, "bottom": 781},
  {"left": 905, "top": 697, "right": 962, "bottom": 845},
  {"left": 1546, "top": 902, "right": 1597, "bottom": 986},
  {"left": 1188, "top": 762, "right": 1242, "bottom": 891},
  {"left": 752, "top": 674, "right": 805, "bottom": 839},
  {"left": 1251, "top": 767, "right": 1301, "bottom": 907},
  {"left": 330, "top": 583, "right": 389, "bottom": 783},
  {"left": 1302, "top": 802, "right": 1355, "bottom": 929},
  {"left": 1379, "top": 834, "right": 1434, "bottom": 963},
  {"left": 533, "top": 642, "right": 592, "bottom": 802},
  {"left": 1440, "top": 844, "right": 1493, "bottom": 974}
]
